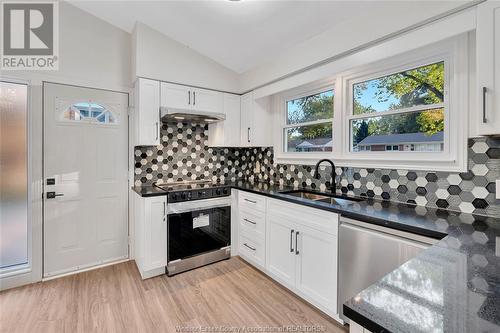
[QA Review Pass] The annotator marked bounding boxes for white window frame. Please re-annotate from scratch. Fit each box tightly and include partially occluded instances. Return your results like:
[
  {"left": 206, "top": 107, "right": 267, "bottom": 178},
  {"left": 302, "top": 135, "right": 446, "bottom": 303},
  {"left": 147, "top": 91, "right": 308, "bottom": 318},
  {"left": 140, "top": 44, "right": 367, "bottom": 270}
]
[
  {"left": 275, "top": 80, "right": 335, "bottom": 163},
  {"left": 274, "top": 35, "right": 468, "bottom": 172}
]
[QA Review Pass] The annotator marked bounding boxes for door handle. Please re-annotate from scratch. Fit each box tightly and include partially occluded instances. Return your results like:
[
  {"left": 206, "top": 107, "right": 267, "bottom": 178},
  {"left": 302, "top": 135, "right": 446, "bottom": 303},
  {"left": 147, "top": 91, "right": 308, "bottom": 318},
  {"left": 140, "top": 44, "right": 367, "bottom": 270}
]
[
  {"left": 247, "top": 127, "right": 251, "bottom": 143},
  {"left": 243, "top": 218, "right": 256, "bottom": 225},
  {"left": 295, "top": 231, "right": 300, "bottom": 255},
  {"left": 193, "top": 91, "right": 196, "bottom": 106},
  {"left": 243, "top": 243, "right": 256, "bottom": 251},
  {"left": 482, "top": 86, "right": 487, "bottom": 123},
  {"left": 46, "top": 192, "right": 64, "bottom": 199},
  {"left": 188, "top": 91, "right": 191, "bottom": 105},
  {"left": 290, "top": 229, "right": 294, "bottom": 252}
]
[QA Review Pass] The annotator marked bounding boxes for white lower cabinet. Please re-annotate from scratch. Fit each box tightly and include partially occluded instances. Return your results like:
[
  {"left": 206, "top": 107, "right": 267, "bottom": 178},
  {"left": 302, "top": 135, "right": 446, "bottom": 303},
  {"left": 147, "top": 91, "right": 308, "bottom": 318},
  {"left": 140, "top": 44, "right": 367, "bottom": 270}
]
[
  {"left": 267, "top": 216, "right": 296, "bottom": 287},
  {"left": 237, "top": 191, "right": 267, "bottom": 269},
  {"left": 266, "top": 199, "right": 338, "bottom": 317},
  {"left": 134, "top": 194, "right": 167, "bottom": 279},
  {"left": 295, "top": 222, "right": 337, "bottom": 314},
  {"left": 236, "top": 191, "right": 339, "bottom": 319}
]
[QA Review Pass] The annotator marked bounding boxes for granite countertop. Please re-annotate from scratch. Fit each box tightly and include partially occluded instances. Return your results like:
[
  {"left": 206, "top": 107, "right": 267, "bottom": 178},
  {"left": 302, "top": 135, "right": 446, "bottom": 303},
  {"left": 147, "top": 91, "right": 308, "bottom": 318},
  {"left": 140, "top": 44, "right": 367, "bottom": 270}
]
[{"left": 133, "top": 180, "right": 500, "bottom": 332}]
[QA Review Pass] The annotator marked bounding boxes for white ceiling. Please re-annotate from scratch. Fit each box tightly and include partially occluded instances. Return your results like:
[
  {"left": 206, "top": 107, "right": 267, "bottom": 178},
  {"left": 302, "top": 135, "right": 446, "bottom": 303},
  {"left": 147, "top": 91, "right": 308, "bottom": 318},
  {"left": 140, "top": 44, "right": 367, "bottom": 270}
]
[
  {"left": 68, "top": 0, "right": 389, "bottom": 74},
  {"left": 69, "top": 1, "right": 467, "bottom": 74}
]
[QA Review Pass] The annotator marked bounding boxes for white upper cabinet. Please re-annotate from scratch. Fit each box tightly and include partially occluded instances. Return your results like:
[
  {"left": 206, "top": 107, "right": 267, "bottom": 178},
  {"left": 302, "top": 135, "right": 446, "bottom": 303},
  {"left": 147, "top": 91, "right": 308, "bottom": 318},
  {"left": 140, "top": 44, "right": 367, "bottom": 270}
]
[
  {"left": 134, "top": 78, "right": 160, "bottom": 146},
  {"left": 476, "top": 1, "right": 500, "bottom": 135},
  {"left": 160, "top": 82, "right": 223, "bottom": 114},
  {"left": 240, "top": 91, "right": 273, "bottom": 147},
  {"left": 208, "top": 93, "right": 241, "bottom": 147},
  {"left": 192, "top": 87, "right": 224, "bottom": 114},
  {"left": 160, "top": 82, "right": 191, "bottom": 111}
]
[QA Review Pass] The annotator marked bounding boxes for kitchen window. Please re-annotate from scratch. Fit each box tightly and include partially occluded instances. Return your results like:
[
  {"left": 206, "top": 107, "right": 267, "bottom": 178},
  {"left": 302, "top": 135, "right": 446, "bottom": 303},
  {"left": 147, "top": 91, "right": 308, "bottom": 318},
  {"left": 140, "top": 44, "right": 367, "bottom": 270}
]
[
  {"left": 275, "top": 35, "right": 468, "bottom": 171},
  {"left": 282, "top": 88, "right": 334, "bottom": 153},
  {"left": 349, "top": 61, "right": 445, "bottom": 154}
]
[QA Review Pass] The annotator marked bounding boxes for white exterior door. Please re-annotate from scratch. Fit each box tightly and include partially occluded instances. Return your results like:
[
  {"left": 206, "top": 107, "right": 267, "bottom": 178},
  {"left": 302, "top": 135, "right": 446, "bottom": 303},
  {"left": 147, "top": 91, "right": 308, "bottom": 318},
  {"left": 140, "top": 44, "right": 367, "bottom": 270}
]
[{"left": 43, "top": 83, "right": 129, "bottom": 277}]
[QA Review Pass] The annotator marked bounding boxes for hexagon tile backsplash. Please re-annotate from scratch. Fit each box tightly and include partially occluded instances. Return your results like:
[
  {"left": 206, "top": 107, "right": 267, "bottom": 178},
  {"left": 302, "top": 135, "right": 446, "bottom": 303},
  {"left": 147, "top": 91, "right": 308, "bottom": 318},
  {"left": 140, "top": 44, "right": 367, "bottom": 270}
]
[{"left": 135, "top": 122, "right": 500, "bottom": 218}]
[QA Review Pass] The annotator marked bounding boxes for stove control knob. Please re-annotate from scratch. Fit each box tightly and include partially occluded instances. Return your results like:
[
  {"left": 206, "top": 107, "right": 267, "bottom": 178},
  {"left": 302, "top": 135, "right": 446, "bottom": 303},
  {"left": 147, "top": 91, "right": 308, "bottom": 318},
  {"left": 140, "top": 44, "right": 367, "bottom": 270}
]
[
  {"left": 198, "top": 191, "right": 203, "bottom": 197},
  {"left": 181, "top": 193, "right": 187, "bottom": 200},
  {"left": 222, "top": 188, "right": 229, "bottom": 195},
  {"left": 171, "top": 193, "right": 177, "bottom": 201},
  {"left": 215, "top": 188, "right": 221, "bottom": 196}
]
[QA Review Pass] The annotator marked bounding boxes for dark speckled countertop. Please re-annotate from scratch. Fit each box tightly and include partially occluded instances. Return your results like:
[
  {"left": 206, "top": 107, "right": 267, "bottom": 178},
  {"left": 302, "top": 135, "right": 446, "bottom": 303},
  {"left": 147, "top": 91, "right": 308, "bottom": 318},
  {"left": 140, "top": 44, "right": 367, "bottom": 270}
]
[{"left": 132, "top": 180, "right": 500, "bottom": 332}]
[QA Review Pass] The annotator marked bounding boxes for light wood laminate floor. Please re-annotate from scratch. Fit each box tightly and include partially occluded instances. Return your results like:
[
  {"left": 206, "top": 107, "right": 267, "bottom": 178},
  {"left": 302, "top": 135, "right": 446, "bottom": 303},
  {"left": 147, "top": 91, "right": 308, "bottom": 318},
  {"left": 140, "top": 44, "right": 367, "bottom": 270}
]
[{"left": 0, "top": 257, "right": 347, "bottom": 333}]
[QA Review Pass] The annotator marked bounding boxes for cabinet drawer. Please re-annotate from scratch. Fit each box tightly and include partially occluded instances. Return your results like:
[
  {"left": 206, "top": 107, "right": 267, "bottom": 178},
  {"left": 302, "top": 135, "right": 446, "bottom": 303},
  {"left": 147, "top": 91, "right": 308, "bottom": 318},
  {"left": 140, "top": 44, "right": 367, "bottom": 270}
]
[
  {"left": 239, "top": 208, "right": 265, "bottom": 238},
  {"left": 239, "top": 191, "right": 266, "bottom": 213},
  {"left": 239, "top": 235, "right": 264, "bottom": 268},
  {"left": 268, "top": 199, "right": 338, "bottom": 236}
]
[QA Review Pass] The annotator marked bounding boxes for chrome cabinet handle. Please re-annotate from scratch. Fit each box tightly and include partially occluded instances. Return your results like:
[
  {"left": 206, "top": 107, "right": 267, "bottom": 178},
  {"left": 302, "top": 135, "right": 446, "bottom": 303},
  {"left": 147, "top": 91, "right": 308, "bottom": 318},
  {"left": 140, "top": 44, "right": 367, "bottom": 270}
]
[
  {"left": 247, "top": 127, "right": 251, "bottom": 143},
  {"left": 193, "top": 91, "right": 196, "bottom": 105},
  {"left": 243, "top": 243, "right": 256, "bottom": 251},
  {"left": 163, "top": 201, "right": 166, "bottom": 222},
  {"left": 295, "top": 231, "right": 300, "bottom": 255},
  {"left": 243, "top": 218, "right": 256, "bottom": 225},
  {"left": 155, "top": 122, "right": 159, "bottom": 140},
  {"left": 188, "top": 91, "right": 191, "bottom": 105},
  {"left": 290, "top": 229, "right": 294, "bottom": 252},
  {"left": 482, "top": 86, "right": 487, "bottom": 123},
  {"left": 244, "top": 198, "right": 256, "bottom": 204}
]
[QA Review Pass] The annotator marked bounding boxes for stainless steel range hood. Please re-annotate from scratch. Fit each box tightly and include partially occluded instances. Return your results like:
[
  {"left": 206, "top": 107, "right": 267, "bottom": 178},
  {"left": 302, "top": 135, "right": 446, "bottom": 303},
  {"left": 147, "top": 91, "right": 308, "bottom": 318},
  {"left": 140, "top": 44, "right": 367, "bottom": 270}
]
[{"left": 160, "top": 107, "right": 225, "bottom": 123}]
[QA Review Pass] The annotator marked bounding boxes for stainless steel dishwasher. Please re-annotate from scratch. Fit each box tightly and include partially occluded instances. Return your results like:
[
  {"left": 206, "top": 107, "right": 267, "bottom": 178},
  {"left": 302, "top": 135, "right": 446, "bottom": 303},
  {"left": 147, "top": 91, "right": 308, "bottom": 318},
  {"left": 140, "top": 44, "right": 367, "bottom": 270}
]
[{"left": 338, "top": 216, "right": 438, "bottom": 323}]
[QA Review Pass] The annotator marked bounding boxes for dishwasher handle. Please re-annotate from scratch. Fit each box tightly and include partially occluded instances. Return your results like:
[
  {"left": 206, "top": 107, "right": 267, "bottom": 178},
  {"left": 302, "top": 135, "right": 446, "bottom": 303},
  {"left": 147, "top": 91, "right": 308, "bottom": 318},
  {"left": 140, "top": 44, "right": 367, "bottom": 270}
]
[{"left": 340, "top": 221, "right": 435, "bottom": 249}]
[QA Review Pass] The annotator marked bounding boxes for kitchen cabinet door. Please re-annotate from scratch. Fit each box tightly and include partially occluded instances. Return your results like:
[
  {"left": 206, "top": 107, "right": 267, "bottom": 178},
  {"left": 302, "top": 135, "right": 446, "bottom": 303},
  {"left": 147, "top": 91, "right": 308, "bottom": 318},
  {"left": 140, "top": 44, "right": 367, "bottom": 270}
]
[
  {"left": 208, "top": 93, "right": 241, "bottom": 147},
  {"left": 476, "top": 1, "right": 500, "bottom": 135},
  {"left": 144, "top": 196, "right": 167, "bottom": 271},
  {"left": 192, "top": 87, "right": 223, "bottom": 114},
  {"left": 295, "top": 223, "right": 338, "bottom": 315},
  {"left": 240, "top": 92, "right": 272, "bottom": 147},
  {"left": 266, "top": 214, "right": 296, "bottom": 288},
  {"left": 160, "top": 82, "right": 191, "bottom": 111},
  {"left": 240, "top": 92, "right": 253, "bottom": 147},
  {"left": 250, "top": 95, "right": 272, "bottom": 147},
  {"left": 135, "top": 78, "right": 160, "bottom": 146}
]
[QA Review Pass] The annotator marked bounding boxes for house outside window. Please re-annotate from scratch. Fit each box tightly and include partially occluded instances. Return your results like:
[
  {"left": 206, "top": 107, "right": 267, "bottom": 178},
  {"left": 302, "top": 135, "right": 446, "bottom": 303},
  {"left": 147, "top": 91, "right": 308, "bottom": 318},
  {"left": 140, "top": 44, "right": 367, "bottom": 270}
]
[{"left": 283, "top": 88, "right": 334, "bottom": 153}]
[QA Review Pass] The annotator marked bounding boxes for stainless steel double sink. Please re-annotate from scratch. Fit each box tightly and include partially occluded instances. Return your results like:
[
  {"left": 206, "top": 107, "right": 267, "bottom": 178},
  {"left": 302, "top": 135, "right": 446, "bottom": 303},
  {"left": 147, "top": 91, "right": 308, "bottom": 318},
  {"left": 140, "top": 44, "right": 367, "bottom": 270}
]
[{"left": 279, "top": 190, "right": 365, "bottom": 205}]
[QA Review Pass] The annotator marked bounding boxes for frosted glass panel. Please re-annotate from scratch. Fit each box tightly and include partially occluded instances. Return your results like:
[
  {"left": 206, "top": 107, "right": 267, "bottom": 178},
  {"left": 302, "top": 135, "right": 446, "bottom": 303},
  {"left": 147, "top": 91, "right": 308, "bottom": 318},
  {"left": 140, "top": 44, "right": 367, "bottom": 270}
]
[{"left": 0, "top": 81, "right": 28, "bottom": 269}]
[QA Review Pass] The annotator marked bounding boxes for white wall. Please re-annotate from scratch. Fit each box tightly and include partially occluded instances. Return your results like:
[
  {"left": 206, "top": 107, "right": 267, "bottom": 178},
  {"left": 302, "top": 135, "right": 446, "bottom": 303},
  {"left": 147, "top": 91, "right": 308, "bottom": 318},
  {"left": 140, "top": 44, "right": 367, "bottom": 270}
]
[
  {"left": 0, "top": 1, "right": 131, "bottom": 289},
  {"left": 5, "top": 2, "right": 131, "bottom": 91},
  {"left": 239, "top": 1, "right": 469, "bottom": 92},
  {"left": 133, "top": 22, "right": 240, "bottom": 93}
]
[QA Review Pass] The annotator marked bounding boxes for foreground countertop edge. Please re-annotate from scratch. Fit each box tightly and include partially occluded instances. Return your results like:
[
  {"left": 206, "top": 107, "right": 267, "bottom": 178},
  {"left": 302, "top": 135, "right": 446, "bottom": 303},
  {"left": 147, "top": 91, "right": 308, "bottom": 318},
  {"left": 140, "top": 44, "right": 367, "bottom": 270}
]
[{"left": 342, "top": 305, "right": 389, "bottom": 333}]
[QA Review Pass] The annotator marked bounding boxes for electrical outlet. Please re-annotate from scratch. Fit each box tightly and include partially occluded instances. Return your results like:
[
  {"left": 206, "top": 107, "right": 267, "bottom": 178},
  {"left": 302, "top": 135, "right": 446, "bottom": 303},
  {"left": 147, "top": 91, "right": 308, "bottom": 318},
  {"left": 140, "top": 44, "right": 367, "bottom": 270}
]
[{"left": 497, "top": 180, "right": 500, "bottom": 199}]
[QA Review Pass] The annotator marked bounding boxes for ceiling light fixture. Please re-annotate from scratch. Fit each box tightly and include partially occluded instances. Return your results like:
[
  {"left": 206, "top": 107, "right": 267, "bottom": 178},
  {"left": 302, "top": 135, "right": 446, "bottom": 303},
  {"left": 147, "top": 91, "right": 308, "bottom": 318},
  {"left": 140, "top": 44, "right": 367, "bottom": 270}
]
[{"left": 173, "top": 116, "right": 185, "bottom": 120}]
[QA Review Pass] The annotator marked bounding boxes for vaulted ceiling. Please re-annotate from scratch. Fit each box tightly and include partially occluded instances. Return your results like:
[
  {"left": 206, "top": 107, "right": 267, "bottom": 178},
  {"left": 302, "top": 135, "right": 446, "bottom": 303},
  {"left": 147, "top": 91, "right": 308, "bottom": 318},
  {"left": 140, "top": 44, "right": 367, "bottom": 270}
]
[{"left": 69, "top": 1, "right": 468, "bottom": 74}]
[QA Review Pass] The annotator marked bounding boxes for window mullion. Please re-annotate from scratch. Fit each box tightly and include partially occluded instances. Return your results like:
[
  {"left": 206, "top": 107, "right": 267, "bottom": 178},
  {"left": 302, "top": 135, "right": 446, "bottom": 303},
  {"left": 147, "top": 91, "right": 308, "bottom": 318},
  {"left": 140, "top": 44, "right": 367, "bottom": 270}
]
[
  {"left": 283, "top": 118, "right": 334, "bottom": 129},
  {"left": 348, "top": 103, "right": 444, "bottom": 121}
]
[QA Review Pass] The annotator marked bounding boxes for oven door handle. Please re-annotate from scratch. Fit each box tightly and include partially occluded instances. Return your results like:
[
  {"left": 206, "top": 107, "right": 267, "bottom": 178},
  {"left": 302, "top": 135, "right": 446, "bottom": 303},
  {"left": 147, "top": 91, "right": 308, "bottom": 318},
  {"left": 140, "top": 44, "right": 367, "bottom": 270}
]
[{"left": 167, "top": 199, "right": 231, "bottom": 214}]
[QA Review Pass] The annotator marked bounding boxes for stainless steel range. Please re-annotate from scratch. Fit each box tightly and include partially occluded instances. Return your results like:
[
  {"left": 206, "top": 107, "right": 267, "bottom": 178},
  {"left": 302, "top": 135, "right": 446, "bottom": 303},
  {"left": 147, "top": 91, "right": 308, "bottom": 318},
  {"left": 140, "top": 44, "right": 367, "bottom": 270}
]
[{"left": 154, "top": 181, "right": 231, "bottom": 276}]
